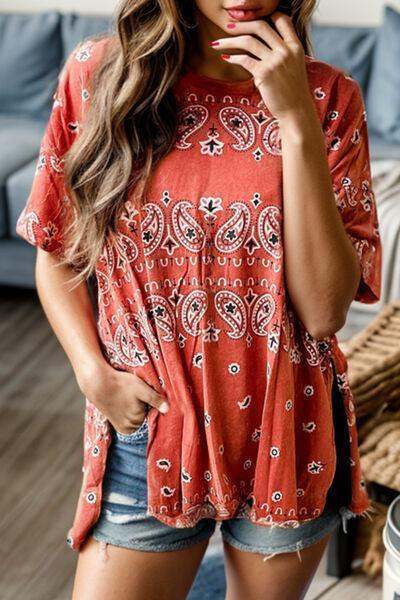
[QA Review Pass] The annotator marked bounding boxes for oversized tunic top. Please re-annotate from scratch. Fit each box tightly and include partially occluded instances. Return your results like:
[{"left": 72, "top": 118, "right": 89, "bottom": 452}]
[{"left": 15, "top": 36, "right": 382, "bottom": 552}]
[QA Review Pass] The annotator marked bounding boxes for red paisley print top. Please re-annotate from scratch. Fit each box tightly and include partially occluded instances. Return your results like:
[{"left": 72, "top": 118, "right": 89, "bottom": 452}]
[{"left": 16, "top": 36, "right": 382, "bottom": 552}]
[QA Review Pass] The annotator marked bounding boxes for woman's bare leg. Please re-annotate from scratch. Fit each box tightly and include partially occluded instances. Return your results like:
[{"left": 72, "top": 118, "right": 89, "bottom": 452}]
[
  {"left": 223, "top": 531, "right": 332, "bottom": 600},
  {"left": 71, "top": 534, "right": 210, "bottom": 600}
]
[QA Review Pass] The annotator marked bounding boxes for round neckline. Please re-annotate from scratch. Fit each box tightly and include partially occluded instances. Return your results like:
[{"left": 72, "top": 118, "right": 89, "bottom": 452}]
[
  {"left": 176, "top": 54, "right": 315, "bottom": 98},
  {"left": 179, "top": 65, "right": 259, "bottom": 96}
]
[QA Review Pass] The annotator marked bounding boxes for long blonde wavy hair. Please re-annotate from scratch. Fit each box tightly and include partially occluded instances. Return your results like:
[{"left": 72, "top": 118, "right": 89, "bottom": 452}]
[{"left": 60, "top": 0, "right": 317, "bottom": 288}]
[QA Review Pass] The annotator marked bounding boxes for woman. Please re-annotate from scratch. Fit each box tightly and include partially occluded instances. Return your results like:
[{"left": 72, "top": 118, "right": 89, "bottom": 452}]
[{"left": 16, "top": 0, "right": 382, "bottom": 598}]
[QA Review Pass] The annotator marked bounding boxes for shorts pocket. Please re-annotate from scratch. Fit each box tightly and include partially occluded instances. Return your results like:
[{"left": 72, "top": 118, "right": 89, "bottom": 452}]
[{"left": 113, "top": 415, "right": 149, "bottom": 444}]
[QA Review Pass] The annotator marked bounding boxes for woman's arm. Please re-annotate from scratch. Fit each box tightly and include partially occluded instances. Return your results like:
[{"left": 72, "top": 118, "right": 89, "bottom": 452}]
[
  {"left": 213, "top": 12, "right": 373, "bottom": 339},
  {"left": 35, "top": 249, "right": 169, "bottom": 432},
  {"left": 279, "top": 108, "right": 361, "bottom": 340},
  {"left": 35, "top": 250, "right": 106, "bottom": 391}
]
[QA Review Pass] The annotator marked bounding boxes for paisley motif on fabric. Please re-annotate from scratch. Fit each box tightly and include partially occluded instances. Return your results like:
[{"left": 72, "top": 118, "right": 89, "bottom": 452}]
[
  {"left": 100, "top": 238, "right": 116, "bottom": 275},
  {"left": 219, "top": 106, "right": 256, "bottom": 151},
  {"left": 301, "top": 330, "right": 332, "bottom": 370},
  {"left": 141, "top": 203, "right": 165, "bottom": 256},
  {"left": 302, "top": 331, "right": 320, "bottom": 367},
  {"left": 145, "top": 294, "right": 176, "bottom": 342},
  {"left": 257, "top": 206, "right": 282, "bottom": 259},
  {"left": 181, "top": 290, "right": 208, "bottom": 336},
  {"left": 262, "top": 118, "right": 282, "bottom": 156},
  {"left": 114, "top": 232, "right": 139, "bottom": 271},
  {"left": 171, "top": 200, "right": 206, "bottom": 252},
  {"left": 96, "top": 238, "right": 114, "bottom": 292},
  {"left": 250, "top": 293, "right": 276, "bottom": 335},
  {"left": 95, "top": 269, "right": 110, "bottom": 295},
  {"left": 16, "top": 210, "right": 40, "bottom": 246},
  {"left": 124, "top": 308, "right": 159, "bottom": 348},
  {"left": 215, "top": 290, "right": 247, "bottom": 339},
  {"left": 176, "top": 104, "right": 209, "bottom": 150},
  {"left": 114, "top": 323, "right": 150, "bottom": 367},
  {"left": 214, "top": 202, "right": 251, "bottom": 253}
]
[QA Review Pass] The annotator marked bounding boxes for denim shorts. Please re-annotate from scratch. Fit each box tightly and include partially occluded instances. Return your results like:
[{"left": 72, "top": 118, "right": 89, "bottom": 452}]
[{"left": 89, "top": 367, "right": 353, "bottom": 560}]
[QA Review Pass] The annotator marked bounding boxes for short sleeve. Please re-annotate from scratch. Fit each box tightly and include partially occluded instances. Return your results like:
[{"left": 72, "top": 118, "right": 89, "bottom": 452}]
[
  {"left": 15, "top": 46, "right": 84, "bottom": 258},
  {"left": 324, "top": 73, "right": 382, "bottom": 304}
]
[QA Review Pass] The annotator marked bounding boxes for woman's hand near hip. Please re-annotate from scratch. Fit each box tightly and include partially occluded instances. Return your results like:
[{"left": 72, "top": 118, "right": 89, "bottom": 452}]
[
  {"left": 81, "top": 360, "right": 169, "bottom": 435},
  {"left": 35, "top": 248, "right": 169, "bottom": 435}
]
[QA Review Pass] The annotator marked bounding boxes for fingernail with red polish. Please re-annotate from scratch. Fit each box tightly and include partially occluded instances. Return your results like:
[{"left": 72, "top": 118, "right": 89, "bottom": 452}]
[
  {"left": 221, "top": 54, "right": 231, "bottom": 60},
  {"left": 227, "top": 23, "right": 236, "bottom": 28},
  {"left": 210, "top": 41, "right": 220, "bottom": 46}
]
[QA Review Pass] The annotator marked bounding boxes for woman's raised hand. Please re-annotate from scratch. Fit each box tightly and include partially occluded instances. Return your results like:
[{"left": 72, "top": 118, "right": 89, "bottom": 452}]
[{"left": 211, "top": 11, "right": 313, "bottom": 120}]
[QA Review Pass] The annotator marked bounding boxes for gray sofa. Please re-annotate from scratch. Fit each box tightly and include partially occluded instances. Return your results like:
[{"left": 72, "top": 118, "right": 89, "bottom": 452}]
[{"left": 1, "top": 10, "right": 400, "bottom": 341}]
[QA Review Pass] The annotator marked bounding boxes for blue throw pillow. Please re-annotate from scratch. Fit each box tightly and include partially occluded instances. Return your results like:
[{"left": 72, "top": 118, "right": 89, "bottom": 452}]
[
  {"left": 309, "top": 21, "right": 377, "bottom": 93},
  {"left": 0, "top": 11, "right": 62, "bottom": 122},
  {"left": 366, "top": 5, "right": 400, "bottom": 144}
]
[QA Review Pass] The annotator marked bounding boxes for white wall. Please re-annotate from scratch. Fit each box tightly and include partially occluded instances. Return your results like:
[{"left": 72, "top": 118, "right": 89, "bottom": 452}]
[
  {"left": 0, "top": 0, "right": 399, "bottom": 25},
  {"left": 0, "top": 0, "right": 114, "bottom": 16},
  {"left": 314, "top": 0, "right": 400, "bottom": 25}
]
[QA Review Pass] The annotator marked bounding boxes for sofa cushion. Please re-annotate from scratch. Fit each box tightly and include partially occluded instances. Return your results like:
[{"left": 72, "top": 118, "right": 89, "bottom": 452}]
[
  {"left": 0, "top": 11, "right": 62, "bottom": 122},
  {"left": 366, "top": 5, "right": 400, "bottom": 144},
  {"left": 0, "top": 238, "right": 36, "bottom": 288},
  {"left": 6, "top": 157, "right": 38, "bottom": 241},
  {"left": 0, "top": 116, "right": 46, "bottom": 238},
  {"left": 369, "top": 133, "right": 400, "bottom": 161},
  {"left": 309, "top": 22, "right": 377, "bottom": 93},
  {"left": 61, "top": 13, "right": 112, "bottom": 58}
]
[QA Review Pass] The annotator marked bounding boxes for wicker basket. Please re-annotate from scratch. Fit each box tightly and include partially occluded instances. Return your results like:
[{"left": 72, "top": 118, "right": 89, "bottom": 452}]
[
  {"left": 340, "top": 300, "right": 400, "bottom": 419},
  {"left": 339, "top": 301, "right": 400, "bottom": 579}
]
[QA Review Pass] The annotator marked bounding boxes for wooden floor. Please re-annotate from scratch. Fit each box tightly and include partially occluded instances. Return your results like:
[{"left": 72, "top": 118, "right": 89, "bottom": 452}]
[{"left": 0, "top": 286, "right": 383, "bottom": 599}]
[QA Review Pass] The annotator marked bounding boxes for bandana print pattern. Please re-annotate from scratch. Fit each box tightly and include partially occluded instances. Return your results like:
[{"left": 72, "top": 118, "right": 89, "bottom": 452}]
[{"left": 15, "top": 37, "right": 382, "bottom": 552}]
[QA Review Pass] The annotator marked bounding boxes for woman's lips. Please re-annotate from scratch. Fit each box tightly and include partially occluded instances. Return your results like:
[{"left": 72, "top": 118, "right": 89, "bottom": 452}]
[{"left": 225, "top": 8, "right": 262, "bottom": 20}]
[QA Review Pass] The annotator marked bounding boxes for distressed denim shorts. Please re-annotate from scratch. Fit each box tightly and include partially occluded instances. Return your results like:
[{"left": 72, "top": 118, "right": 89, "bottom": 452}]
[{"left": 90, "top": 370, "right": 353, "bottom": 561}]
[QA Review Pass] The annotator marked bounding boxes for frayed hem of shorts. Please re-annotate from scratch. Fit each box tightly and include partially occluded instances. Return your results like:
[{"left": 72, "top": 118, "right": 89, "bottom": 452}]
[
  {"left": 220, "top": 521, "right": 339, "bottom": 564},
  {"left": 339, "top": 505, "right": 376, "bottom": 534},
  {"left": 90, "top": 527, "right": 214, "bottom": 559}
]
